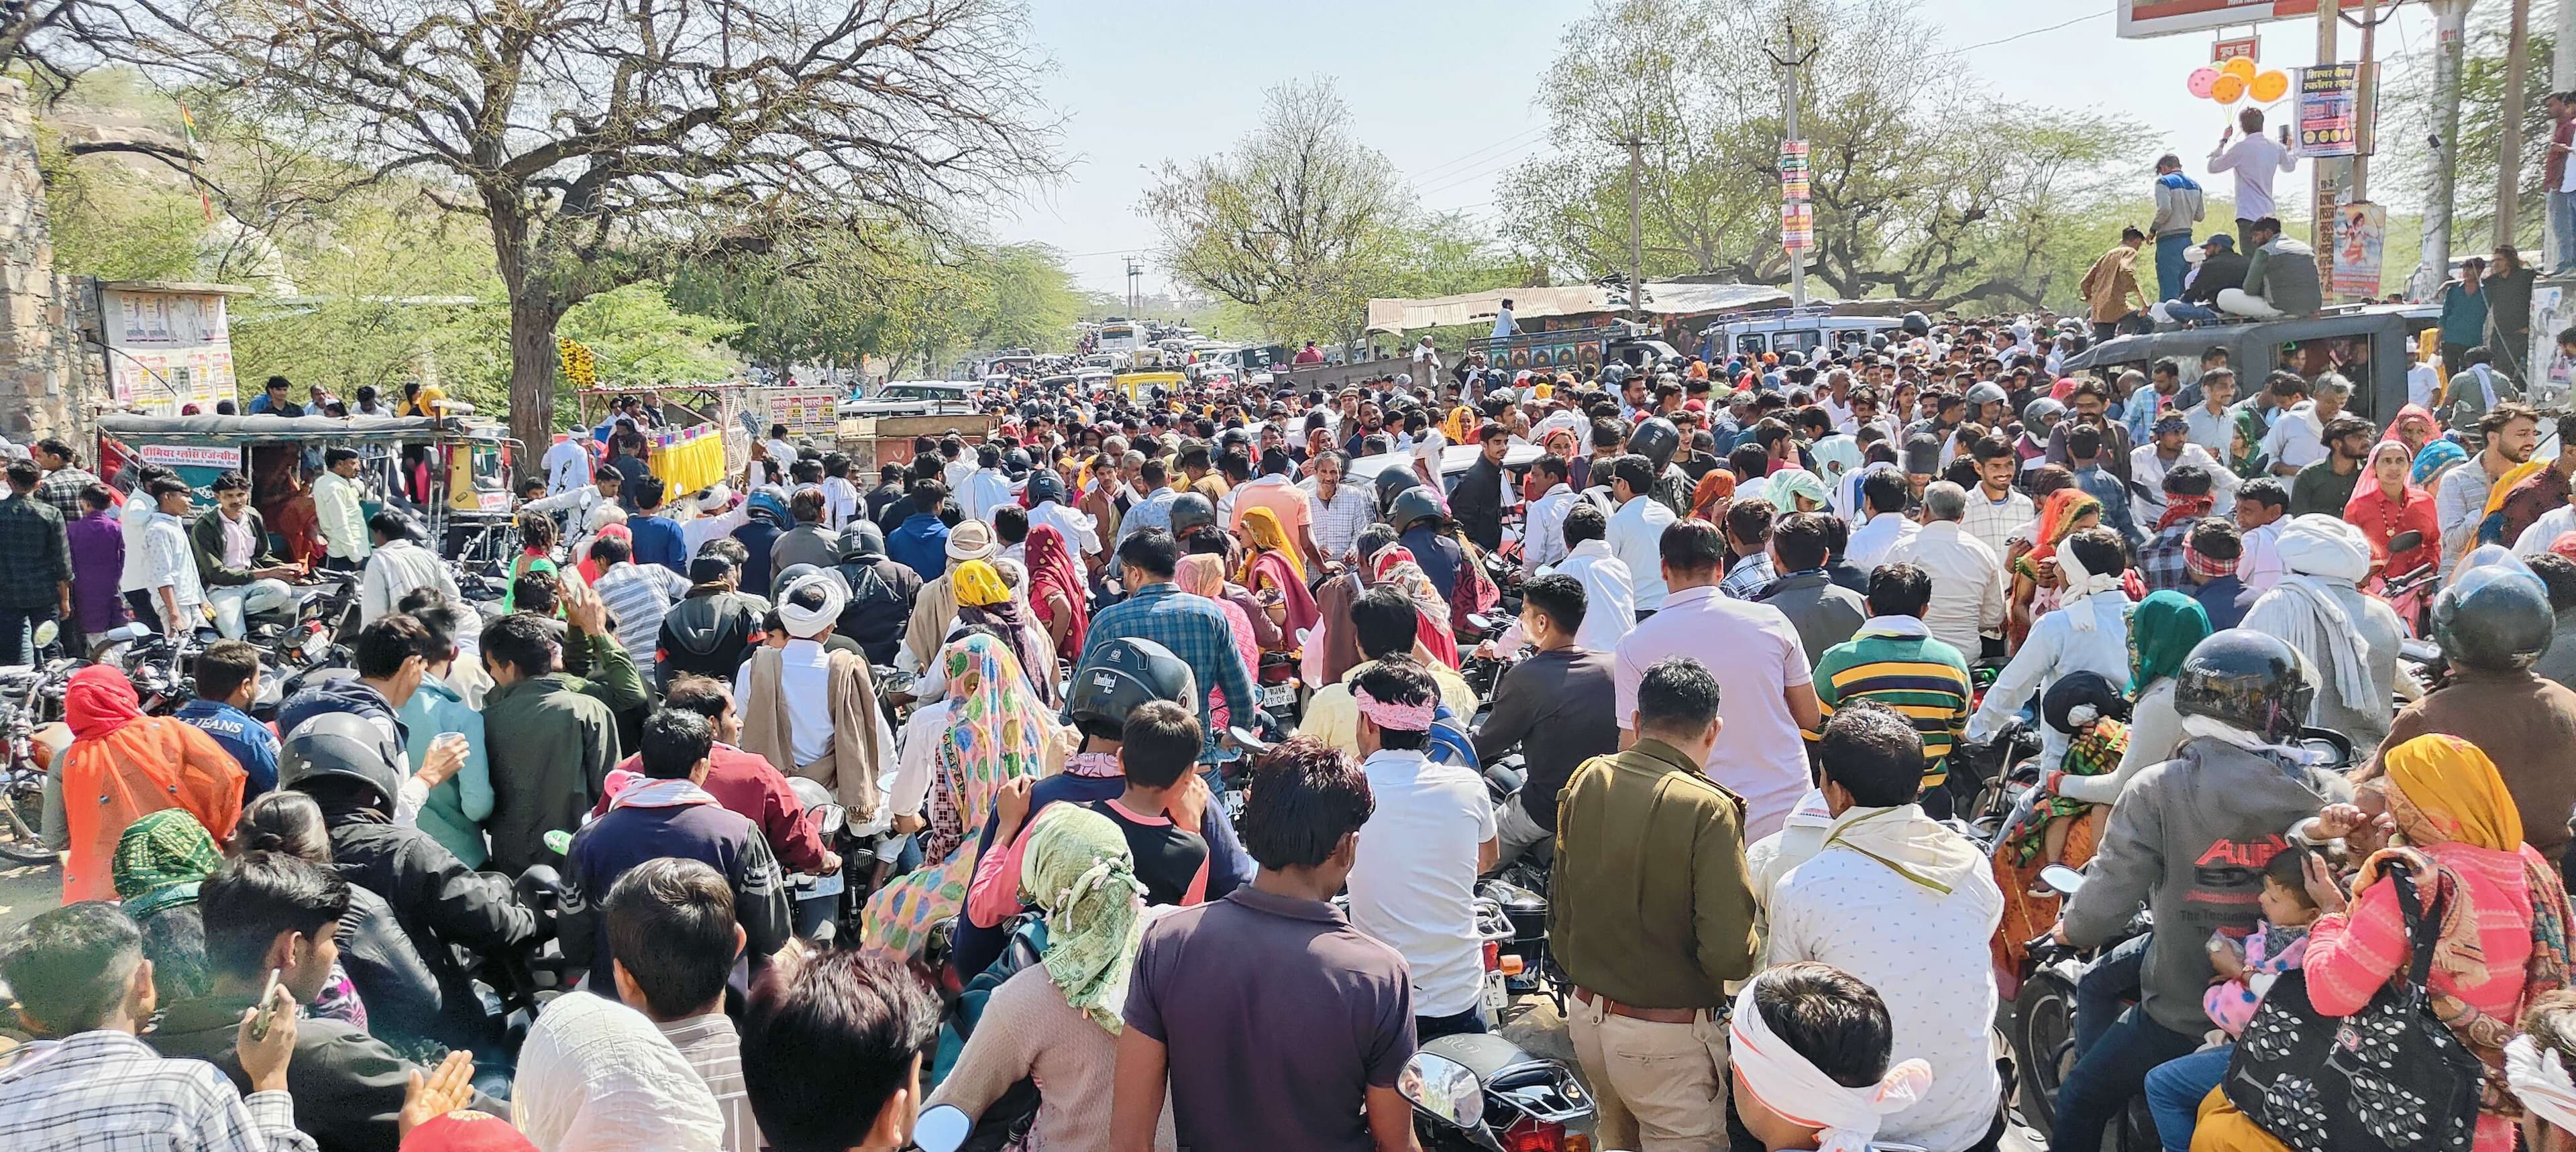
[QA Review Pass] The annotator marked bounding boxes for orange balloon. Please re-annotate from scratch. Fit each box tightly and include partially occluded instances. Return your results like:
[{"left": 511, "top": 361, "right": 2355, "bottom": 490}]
[
  {"left": 2220, "top": 57, "right": 2259, "bottom": 83},
  {"left": 2211, "top": 74, "right": 2247, "bottom": 103},
  {"left": 2249, "top": 70, "right": 2290, "bottom": 103}
]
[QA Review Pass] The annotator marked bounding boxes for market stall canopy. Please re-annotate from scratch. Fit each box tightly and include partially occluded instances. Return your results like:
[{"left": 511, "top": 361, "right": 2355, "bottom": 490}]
[
  {"left": 1365, "top": 282, "right": 1793, "bottom": 335},
  {"left": 99, "top": 414, "right": 502, "bottom": 442}
]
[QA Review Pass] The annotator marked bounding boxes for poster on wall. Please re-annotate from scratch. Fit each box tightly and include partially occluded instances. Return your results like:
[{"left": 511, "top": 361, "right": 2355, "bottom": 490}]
[
  {"left": 763, "top": 386, "right": 842, "bottom": 437},
  {"left": 2295, "top": 64, "right": 2361, "bottom": 158},
  {"left": 2534, "top": 284, "right": 2574, "bottom": 408},
  {"left": 2329, "top": 201, "right": 2385, "bottom": 300},
  {"left": 104, "top": 288, "right": 239, "bottom": 415}
]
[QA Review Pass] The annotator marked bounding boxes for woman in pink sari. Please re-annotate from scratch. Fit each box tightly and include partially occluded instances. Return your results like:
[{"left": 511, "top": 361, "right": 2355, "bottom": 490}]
[
  {"left": 1234, "top": 506, "right": 1319, "bottom": 647},
  {"left": 1368, "top": 544, "right": 1460, "bottom": 669},
  {"left": 1176, "top": 554, "right": 1260, "bottom": 732}
]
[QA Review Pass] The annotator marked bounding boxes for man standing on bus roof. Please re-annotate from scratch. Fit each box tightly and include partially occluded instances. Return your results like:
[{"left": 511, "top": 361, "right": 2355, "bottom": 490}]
[{"left": 1493, "top": 298, "right": 1518, "bottom": 339}]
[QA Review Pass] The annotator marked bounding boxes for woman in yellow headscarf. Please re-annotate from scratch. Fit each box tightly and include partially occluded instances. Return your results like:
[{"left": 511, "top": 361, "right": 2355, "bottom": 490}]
[
  {"left": 1236, "top": 505, "right": 1320, "bottom": 642},
  {"left": 2195, "top": 734, "right": 2576, "bottom": 1152},
  {"left": 953, "top": 559, "right": 1057, "bottom": 707}
]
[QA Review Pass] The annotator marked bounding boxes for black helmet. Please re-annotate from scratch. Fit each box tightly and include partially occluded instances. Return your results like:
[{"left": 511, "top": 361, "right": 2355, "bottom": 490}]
[
  {"left": 770, "top": 562, "right": 824, "bottom": 602},
  {"left": 839, "top": 520, "right": 886, "bottom": 561},
  {"left": 2432, "top": 561, "right": 2555, "bottom": 671},
  {"left": 1004, "top": 448, "right": 1033, "bottom": 477},
  {"left": 278, "top": 711, "right": 405, "bottom": 811},
  {"left": 1628, "top": 417, "right": 1680, "bottom": 474},
  {"left": 1374, "top": 464, "right": 1424, "bottom": 514},
  {"left": 2173, "top": 630, "right": 2314, "bottom": 746},
  {"left": 1900, "top": 310, "right": 1931, "bottom": 336},
  {"left": 2042, "top": 671, "right": 2132, "bottom": 736},
  {"left": 1868, "top": 333, "right": 1890, "bottom": 351},
  {"left": 1389, "top": 486, "right": 1444, "bottom": 532},
  {"left": 1168, "top": 492, "right": 1217, "bottom": 538},
  {"left": 1065, "top": 636, "right": 1197, "bottom": 734}
]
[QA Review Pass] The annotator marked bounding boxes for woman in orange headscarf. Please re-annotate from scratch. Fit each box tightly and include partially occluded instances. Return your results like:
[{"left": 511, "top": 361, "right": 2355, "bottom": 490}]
[
  {"left": 1689, "top": 468, "right": 1737, "bottom": 524},
  {"left": 52, "top": 665, "right": 244, "bottom": 902},
  {"left": 2007, "top": 486, "right": 2102, "bottom": 648}
]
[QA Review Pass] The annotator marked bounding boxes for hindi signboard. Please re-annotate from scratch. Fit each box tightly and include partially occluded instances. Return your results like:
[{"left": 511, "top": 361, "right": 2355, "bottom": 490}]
[
  {"left": 1781, "top": 202, "right": 1814, "bottom": 253},
  {"left": 2212, "top": 37, "right": 2259, "bottom": 62},
  {"left": 2120, "top": 0, "right": 2318, "bottom": 40},
  {"left": 2296, "top": 64, "right": 2361, "bottom": 158},
  {"left": 1779, "top": 139, "right": 1811, "bottom": 201},
  {"left": 102, "top": 284, "right": 243, "bottom": 416}
]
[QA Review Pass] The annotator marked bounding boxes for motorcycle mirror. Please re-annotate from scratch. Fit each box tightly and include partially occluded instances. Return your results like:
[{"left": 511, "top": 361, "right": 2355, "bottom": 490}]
[
  {"left": 30, "top": 620, "right": 56, "bottom": 649},
  {"left": 818, "top": 803, "right": 847, "bottom": 837},
  {"left": 2037, "top": 864, "right": 2088, "bottom": 896},
  {"left": 1397, "top": 1051, "right": 1484, "bottom": 1130},
  {"left": 912, "top": 1104, "right": 971, "bottom": 1152},
  {"left": 1228, "top": 726, "right": 1274, "bottom": 755},
  {"left": 2387, "top": 530, "right": 2424, "bottom": 555}
]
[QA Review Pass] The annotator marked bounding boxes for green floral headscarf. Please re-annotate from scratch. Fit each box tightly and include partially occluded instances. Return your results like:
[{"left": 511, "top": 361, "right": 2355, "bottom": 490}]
[
  {"left": 112, "top": 809, "right": 222, "bottom": 919},
  {"left": 2128, "top": 589, "right": 2212, "bottom": 695},
  {"left": 1019, "top": 804, "right": 1146, "bottom": 1033}
]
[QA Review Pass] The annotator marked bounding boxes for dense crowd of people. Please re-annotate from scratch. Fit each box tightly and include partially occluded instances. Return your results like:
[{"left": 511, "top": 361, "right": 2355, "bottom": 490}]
[{"left": 17, "top": 302, "right": 2576, "bottom": 1152}]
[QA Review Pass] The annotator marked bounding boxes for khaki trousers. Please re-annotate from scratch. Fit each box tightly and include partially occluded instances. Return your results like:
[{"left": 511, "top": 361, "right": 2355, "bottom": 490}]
[{"left": 1566, "top": 993, "right": 1730, "bottom": 1152}]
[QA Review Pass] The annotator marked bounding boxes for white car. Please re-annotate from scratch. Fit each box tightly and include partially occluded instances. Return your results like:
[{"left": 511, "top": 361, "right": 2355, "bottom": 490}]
[{"left": 838, "top": 380, "right": 977, "bottom": 418}]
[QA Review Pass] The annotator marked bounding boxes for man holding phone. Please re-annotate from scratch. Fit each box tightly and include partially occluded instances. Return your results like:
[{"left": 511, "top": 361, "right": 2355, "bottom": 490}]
[{"left": 2208, "top": 107, "right": 2297, "bottom": 250}]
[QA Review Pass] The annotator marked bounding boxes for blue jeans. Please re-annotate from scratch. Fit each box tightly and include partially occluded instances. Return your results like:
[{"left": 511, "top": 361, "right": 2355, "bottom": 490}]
[
  {"left": 2144, "top": 1045, "right": 2233, "bottom": 1152},
  {"left": 2074, "top": 930, "right": 2152, "bottom": 1057},
  {"left": 2162, "top": 301, "right": 2220, "bottom": 322},
  {"left": 1415, "top": 1004, "right": 1490, "bottom": 1043},
  {"left": 0, "top": 606, "right": 54, "bottom": 666},
  {"left": 2553, "top": 189, "right": 2576, "bottom": 272},
  {"left": 2053, "top": 1006, "right": 2200, "bottom": 1152},
  {"left": 2156, "top": 233, "right": 2193, "bottom": 300}
]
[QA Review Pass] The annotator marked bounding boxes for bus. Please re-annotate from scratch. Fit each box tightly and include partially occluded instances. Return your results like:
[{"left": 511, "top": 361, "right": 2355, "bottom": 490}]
[{"left": 1097, "top": 321, "right": 1144, "bottom": 353}]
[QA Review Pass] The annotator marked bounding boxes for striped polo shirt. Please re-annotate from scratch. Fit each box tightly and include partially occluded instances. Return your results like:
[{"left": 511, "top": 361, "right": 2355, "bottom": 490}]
[{"left": 1807, "top": 620, "right": 1974, "bottom": 789}]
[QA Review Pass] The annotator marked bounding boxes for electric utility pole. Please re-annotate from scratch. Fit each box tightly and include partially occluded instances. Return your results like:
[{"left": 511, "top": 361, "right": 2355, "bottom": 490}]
[
  {"left": 2416, "top": 0, "right": 2473, "bottom": 296},
  {"left": 1621, "top": 134, "right": 1646, "bottom": 322},
  {"left": 2500, "top": 0, "right": 2534, "bottom": 246},
  {"left": 1768, "top": 21, "right": 1821, "bottom": 308},
  {"left": 1124, "top": 255, "right": 1142, "bottom": 316}
]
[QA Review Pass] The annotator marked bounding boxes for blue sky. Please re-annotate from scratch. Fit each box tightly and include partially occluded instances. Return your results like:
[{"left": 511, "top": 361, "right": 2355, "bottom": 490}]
[{"left": 990, "top": 0, "right": 2436, "bottom": 296}]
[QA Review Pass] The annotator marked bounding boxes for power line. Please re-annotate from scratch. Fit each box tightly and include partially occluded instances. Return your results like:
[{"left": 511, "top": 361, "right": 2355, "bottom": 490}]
[
  {"left": 1920, "top": 7, "right": 2114, "bottom": 60},
  {"left": 1405, "top": 125, "right": 1554, "bottom": 182},
  {"left": 1415, "top": 137, "right": 1552, "bottom": 198}
]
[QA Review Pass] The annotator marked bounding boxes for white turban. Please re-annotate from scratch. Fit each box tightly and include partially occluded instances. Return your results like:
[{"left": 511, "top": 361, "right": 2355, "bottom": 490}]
[
  {"left": 776, "top": 569, "right": 849, "bottom": 640},
  {"left": 1729, "top": 980, "right": 1931, "bottom": 1152}
]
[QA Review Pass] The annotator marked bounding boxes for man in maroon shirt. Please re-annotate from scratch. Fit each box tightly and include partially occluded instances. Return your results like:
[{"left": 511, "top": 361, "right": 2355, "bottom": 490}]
[
  {"left": 2551, "top": 93, "right": 2576, "bottom": 276},
  {"left": 591, "top": 675, "right": 835, "bottom": 878}
]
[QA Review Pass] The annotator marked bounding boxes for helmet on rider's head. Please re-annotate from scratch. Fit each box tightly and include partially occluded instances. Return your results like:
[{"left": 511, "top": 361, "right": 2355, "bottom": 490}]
[
  {"left": 1004, "top": 448, "right": 1033, "bottom": 477},
  {"left": 278, "top": 712, "right": 405, "bottom": 813},
  {"left": 1027, "top": 469, "right": 1066, "bottom": 506},
  {"left": 1167, "top": 492, "right": 1217, "bottom": 538},
  {"left": 1868, "top": 333, "right": 1890, "bottom": 351},
  {"left": 2172, "top": 630, "right": 2314, "bottom": 746},
  {"left": 839, "top": 520, "right": 886, "bottom": 561},
  {"left": 1065, "top": 636, "right": 1197, "bottom": 736},
  {"left": 1628, "top": 418, "right": 1681, "bottom": 474},
  {"left": 745, "top": 489, "right": 791, "bottom": 527},
  {"left": 2432, "top": 559, "right": 2554, "bottom": 672},
  {"left": 1901, "top": 310, "right": 1931, "bottom": 336},
  {"left": 1373, "top": 465, "right": 1424, "bottom": 515},
  {"left": 1389, "top": 486, "right": 1446, "bottom": 533}
]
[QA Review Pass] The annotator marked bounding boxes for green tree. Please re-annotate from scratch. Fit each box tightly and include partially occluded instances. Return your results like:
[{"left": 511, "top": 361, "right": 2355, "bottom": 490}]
[
  {"left": 1503, "top": 0, "right": 2139, "bottom": 309},
  {"left": 1142, "top": 77, "right": 1416, "bottom": 344}
]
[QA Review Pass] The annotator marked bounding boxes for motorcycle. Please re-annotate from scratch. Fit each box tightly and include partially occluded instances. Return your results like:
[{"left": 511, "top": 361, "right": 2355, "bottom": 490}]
[
  {"left": 2010, "top": 863, "right": 2155, "bottom": 1152},
  {"left": 0, "top": 622, "right": 72, "bottom": 865},
  {"left": 784, "top": 776, "right": 853, "bottom": 942},
  {"left": 1397, "top": 1036, "right": 1596, "bottom": 1152}
]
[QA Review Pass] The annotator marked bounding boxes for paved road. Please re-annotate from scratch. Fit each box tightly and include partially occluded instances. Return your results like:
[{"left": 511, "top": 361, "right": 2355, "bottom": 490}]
[{"left": 0, "top": 859, "right": 54, "bottom": 933}]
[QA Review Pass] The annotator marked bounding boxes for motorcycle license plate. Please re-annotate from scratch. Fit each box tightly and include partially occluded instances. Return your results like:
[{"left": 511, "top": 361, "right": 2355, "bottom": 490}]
[
  {"left": 804, "top": 870, "right": 845, "bottom": 899},
  {"left": 1260, "top": 683, "right": 1297, "bottom": 709},
  {"left": 1483, "top": 970, "right": 1509, "bottom": 1014},
  {"left": 302, "top": 630, "right": 330, "bottom": 660}
]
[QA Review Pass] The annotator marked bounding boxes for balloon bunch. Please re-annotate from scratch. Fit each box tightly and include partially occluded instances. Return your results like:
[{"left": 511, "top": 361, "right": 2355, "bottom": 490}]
[
  {"left": 557, "top": 337, "right": 599, "bottom": 390},
  {"left": 2188, "top": 56, "right": 2289, "bottom": 104}
]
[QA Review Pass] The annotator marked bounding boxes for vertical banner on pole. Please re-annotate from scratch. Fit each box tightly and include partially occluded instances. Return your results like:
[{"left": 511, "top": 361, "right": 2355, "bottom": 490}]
[
  {"left": 1780, "top": 139, "right": 1812, "bottom": 266},
  {"left": 2295, "top": 64, "right": 2362, "bottom": 156},
  {"left": 2330, "top": 200, "right": 2387, "bottom": 298}
]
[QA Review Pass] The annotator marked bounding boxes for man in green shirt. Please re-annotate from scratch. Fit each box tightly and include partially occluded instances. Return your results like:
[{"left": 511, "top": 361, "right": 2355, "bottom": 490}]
[
  {"left": 1807, "top": 562, "right": 1973, "bottom": 818},
  {"left": 2288, "top": 414, "right": 2375, "bottom": 518},
  {"left": 1552, "top": 655, "right": 1757, "bottom": 1152}
]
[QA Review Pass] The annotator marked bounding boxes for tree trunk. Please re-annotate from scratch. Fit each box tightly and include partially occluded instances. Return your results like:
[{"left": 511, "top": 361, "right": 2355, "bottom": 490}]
[{"left": 507, "top": 292, "right": 566, "bottom": 457}]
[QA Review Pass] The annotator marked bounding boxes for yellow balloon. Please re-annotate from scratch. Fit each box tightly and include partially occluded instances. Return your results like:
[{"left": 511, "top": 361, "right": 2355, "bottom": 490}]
[
  {"left": 2221, "top": 56, "right": 2259, "bottom": 83},
  {"left": 2211, "top": 73, "right": 2247, "bottom": 103},
  {"left": 2249, "top": 70, "right": 2290, "bottom": 103}
]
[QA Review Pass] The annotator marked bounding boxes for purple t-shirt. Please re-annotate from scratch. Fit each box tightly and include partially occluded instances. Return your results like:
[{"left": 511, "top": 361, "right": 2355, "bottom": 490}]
[{"left": 1124, "top": 887, "right": 1415, "bottom": 1152}]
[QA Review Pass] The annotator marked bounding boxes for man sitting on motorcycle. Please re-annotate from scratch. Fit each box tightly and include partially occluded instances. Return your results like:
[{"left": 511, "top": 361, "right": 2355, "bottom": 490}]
[
  {"left": 280, "top": 711, "right": 541, "bottom": 1055},
  {"left": 2048, "top": 631, "right": 2352, "bottom": 1152},
  {"left": 1470, "top": 572, "right": 1617, "bottom": 872}
]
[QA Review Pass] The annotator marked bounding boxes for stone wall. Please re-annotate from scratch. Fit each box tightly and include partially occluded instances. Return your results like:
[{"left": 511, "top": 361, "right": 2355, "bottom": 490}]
[{"left": 0, "top": 78, "right": 83, "bottom": 447}]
